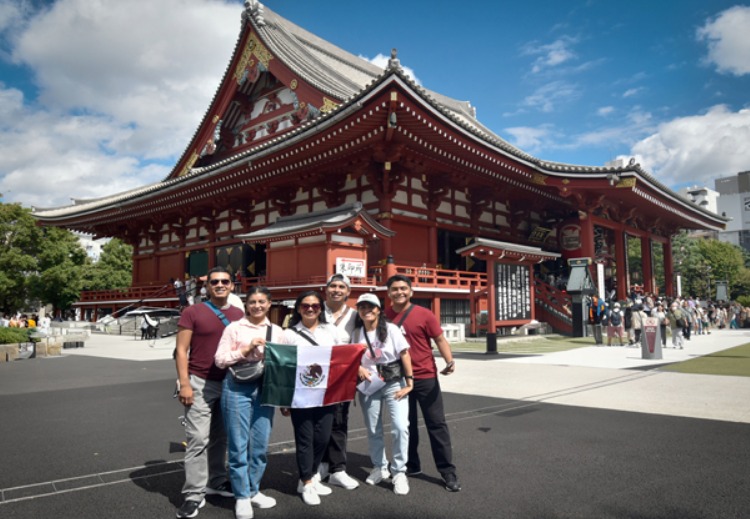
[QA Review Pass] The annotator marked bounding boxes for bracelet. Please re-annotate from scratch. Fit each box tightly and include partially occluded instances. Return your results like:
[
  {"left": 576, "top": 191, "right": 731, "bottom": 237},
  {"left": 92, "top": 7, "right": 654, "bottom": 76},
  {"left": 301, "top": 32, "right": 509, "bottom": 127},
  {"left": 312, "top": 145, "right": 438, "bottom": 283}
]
[{"left": 404, "top": 375, "right": 414, "bottom": 379}]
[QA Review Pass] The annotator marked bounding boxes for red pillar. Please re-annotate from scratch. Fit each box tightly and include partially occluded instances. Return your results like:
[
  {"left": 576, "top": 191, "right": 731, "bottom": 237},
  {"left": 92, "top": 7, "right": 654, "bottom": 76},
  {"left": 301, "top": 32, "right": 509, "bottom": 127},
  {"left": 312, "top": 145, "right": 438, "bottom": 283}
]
[
  {"left": 664, "top": 239, "right": 674, "bottom": 297},
  {"left": 614, "top": 228, "right": 627, "bottom": 301},
  {"left": 641, "top": 236, "right": 654, "bottom": 294},
  {"left": 486, "top": 259, "right": 497, "bottom": 353}
]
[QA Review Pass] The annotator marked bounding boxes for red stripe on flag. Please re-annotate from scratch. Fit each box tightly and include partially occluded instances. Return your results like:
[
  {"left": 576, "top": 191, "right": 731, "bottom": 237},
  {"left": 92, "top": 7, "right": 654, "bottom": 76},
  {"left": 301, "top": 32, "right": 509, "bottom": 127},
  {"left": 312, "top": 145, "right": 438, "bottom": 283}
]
[{"left": 323, "top": 344, "right": 366, "bottom": 406}]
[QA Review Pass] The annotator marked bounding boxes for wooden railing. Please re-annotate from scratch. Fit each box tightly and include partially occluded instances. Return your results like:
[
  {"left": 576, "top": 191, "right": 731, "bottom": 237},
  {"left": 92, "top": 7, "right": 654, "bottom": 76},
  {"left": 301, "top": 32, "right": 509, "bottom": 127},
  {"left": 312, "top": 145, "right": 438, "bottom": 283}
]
[
  {"left": 77, "top": 283, "right": 175, "bottom": 303},
  {"left": 533, "top": 278, "right": 573, "bottom": 334},
  {"left": 369, "top": 265, "right": 487, "bottom": 290}
]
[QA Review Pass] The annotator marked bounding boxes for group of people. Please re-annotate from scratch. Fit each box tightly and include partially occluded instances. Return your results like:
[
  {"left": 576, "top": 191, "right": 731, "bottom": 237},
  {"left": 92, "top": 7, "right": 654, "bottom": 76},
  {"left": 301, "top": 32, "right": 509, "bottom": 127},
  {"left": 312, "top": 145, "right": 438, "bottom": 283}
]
[
  {"left": 593, "top": 293, "right": 737, "bottom": 349},
  {"left": 174, "top": 267, "right": 461, "bottom": 519}
]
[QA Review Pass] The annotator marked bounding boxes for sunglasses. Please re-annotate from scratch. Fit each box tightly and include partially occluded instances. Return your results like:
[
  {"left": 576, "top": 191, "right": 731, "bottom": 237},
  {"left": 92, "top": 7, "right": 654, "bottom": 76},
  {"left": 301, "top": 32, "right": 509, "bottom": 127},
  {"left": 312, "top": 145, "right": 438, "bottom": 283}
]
[
  {"left": 300, "top": 303, "right": 321, "bottom": 311},
  {"left": 209, "top": 278, "right": 232, "bottom": 286}
]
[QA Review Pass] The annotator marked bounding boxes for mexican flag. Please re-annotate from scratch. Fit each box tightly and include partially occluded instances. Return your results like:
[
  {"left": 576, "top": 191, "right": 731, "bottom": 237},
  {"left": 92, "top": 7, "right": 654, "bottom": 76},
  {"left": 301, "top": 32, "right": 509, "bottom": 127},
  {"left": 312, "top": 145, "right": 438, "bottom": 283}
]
[{"left": 262, "top": 342, "right": 366, "bottom": 408}]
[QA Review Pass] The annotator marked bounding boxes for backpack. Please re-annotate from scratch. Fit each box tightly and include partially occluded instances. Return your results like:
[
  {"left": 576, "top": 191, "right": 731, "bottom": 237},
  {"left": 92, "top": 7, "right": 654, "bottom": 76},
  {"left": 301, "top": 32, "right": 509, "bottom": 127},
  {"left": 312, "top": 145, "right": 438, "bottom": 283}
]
[{"left": 609, "top": 310, "right": 622, "bottom": 326}]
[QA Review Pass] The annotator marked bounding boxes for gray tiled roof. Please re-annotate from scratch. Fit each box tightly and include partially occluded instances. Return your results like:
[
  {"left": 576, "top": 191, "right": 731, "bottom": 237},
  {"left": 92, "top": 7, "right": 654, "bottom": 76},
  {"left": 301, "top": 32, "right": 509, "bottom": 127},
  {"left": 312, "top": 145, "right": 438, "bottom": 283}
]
[
  {"left": 238, "top": 202, "right": 395, "bottom": 242},
  {"left": 456, "top": 238, "right": 561, "bottom": 258}
]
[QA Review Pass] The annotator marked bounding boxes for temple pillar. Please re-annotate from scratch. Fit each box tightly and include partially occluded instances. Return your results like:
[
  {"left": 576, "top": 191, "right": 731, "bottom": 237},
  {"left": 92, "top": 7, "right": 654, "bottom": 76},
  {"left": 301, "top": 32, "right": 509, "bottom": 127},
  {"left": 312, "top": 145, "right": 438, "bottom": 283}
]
[
  {"left": 614, "top": 228, "right": 627, "bottom": 301},
  {"left": 486, "top": 260, "right": 497, "bottom": 354},
  {"left": 664, "top": 239, "right": 674, "bottom": 297},
  {"left": 641, "top": 236, "right": 654, "bottom": 294}
]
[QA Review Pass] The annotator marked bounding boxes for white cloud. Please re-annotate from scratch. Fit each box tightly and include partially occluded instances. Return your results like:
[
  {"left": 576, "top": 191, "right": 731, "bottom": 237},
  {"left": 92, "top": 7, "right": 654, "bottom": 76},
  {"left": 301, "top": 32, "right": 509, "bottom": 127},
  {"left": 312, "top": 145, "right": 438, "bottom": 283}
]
[
  {"left": 0, "top": 0, "right": 240, "bottom": 206},
  {"left": 628, "top": 105, "right": 750, "bottom": 186},
  {"left": 521, "top": 36, "right": 578, "bottom": 74},
  {"left": 520, "top": 80, "right": 580, "bottom": 113},
  {"left": 697, "top": 5, "right": 750, "bottom": 76},
  {"left": 503, "top": 125, "right": 554, "bottom": 152},
  {"left": 362, "top": 53, "right": 421, "bottom": 85},
  {"left": 622, "top": 87, "right": 643, "bottom": 98},
  {"left": 597, "top": 106, "right": 615, "bottom": 117}
]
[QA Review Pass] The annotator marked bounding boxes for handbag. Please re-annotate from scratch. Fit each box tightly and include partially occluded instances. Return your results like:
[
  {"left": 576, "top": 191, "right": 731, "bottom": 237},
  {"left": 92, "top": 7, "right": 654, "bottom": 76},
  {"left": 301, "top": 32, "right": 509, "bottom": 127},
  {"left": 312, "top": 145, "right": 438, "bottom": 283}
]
[
  {"left": 360, "top": 328, "right": 403, "bottom": 382},
  {"left": 228, "top": 324, "right": 272, "bottom": 383}
]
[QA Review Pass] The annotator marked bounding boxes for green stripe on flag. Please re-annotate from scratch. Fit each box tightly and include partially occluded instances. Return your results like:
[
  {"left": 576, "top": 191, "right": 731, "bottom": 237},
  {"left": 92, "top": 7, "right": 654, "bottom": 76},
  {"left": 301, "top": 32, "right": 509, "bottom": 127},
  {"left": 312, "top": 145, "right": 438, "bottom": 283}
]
[{"left": 262, "top": 343, "right": 297, "bottom": 407}]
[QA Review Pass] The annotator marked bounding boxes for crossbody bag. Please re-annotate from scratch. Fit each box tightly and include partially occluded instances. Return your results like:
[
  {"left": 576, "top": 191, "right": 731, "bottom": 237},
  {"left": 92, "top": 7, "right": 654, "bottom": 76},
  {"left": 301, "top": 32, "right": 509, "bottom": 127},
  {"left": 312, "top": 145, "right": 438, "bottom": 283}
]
[{"left": 228, "top": 324, "right": 272, "bottom": 383}]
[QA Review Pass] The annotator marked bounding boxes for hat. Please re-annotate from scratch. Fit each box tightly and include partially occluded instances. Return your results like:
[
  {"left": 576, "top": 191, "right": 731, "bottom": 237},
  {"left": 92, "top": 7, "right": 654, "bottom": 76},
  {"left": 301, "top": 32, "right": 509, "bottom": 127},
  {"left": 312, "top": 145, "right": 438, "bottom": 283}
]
[
  {"left": 613, "top": 302, "right": 620, "bottom": 309},
  {"left": 327, "top": 273, "right": 351, "bottom": 288},
  {"left": 356, "top": 293, "right": 381, "bottom": 308}
]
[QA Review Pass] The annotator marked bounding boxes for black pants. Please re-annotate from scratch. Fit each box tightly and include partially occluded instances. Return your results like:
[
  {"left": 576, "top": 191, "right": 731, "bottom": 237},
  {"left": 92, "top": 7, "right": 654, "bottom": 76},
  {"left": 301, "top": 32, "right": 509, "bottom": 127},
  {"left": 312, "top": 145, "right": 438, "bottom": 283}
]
[
  {"left": 408, "top": 377, "right": 456, "bottom": 478},
  {"left": 290, "top": 406, "right": 335, "bottom": 481},
  {"left": 659, "top": 324, "right": 667, "bottom": 346},
  {"left": 322, "top": 401, "right": 350, "bottom": 473},
  {"left": 593, "top": 324, "right": 603, "bottom": 344}
]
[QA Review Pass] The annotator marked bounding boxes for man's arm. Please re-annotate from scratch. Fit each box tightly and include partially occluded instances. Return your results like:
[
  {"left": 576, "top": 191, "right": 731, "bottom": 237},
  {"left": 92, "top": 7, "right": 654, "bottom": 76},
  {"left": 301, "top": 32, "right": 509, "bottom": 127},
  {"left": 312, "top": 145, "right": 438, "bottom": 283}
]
[
  {"left": 175, "top": 326, "right": 194, "bottom": 406},
  {"left": 434, "top": 333, "right": 455, "bottom": 375}
]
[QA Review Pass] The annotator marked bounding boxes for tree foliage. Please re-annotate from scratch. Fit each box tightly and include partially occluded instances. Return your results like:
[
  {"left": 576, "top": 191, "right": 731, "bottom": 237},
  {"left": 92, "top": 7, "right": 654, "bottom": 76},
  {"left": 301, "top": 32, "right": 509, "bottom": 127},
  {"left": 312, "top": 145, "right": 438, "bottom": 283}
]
[
  {"left": 82, "top": 238, "right": 133, "bottom": 290},
  {"left": 0, "top": 202, "right": 135, "bottom": 315}
]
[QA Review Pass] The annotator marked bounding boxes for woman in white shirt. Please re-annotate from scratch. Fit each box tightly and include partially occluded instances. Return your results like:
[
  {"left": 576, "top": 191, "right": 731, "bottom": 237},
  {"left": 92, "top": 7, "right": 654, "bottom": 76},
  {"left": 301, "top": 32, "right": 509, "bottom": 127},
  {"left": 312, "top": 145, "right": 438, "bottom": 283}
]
[
  {"left": 215, "top": 287, "right": 283, "bottom": 519},
  {"left": 281, "top": 291, "right": 341, "bottom": 506},
  {"left": 353, "top": 293, "right": 414, "bottom": 496}
]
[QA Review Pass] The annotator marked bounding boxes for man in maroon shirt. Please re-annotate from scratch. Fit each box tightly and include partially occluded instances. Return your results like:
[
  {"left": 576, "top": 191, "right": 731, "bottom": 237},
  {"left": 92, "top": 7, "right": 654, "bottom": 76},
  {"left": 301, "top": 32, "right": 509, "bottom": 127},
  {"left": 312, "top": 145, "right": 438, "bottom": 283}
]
[
  {"left": 175, "top": 267, "right": 244, "bottom": 518},
  {"left": 384, "top": 275, "right": 461, "bottom": 492}
]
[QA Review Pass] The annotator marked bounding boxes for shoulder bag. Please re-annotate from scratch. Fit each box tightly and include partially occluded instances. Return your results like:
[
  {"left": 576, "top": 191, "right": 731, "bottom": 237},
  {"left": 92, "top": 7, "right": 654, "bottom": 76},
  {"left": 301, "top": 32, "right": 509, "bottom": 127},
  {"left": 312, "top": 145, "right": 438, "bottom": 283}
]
[{"left": 228, "top": 324, "right": 272, "bottom": 383}]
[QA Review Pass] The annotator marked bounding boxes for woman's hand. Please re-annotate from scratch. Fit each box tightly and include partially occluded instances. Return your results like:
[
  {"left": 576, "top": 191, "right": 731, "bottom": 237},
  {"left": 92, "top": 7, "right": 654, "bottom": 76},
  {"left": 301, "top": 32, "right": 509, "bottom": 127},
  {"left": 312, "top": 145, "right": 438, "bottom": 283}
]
[
  {"left": 394, "top": 384, "right": 413, "bottom": 401},
  {"left": 280, "top": 407, "right": 291, "bottom": 417},
  {"left": 241, "top": 337, "right": 265, "bottom": 357},
  {"left": 358, "top": 366, "right": 372, "bottom": 382}
]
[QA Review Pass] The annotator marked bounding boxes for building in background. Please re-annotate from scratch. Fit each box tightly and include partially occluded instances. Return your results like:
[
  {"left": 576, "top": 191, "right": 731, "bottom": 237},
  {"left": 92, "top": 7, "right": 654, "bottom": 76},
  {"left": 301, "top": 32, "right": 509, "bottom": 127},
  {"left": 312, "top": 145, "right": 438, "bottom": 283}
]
[{"left": 716, "top": 171, "right": 750, "bottom": 251}]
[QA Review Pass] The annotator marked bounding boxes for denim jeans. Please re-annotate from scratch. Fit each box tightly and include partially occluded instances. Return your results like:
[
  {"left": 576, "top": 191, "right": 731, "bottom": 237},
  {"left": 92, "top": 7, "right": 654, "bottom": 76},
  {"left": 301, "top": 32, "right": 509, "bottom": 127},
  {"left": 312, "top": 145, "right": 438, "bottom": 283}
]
[
  {"left": 182, "top": 375, "right": 228, "bottom": 500},
  {"left": 359, "top": 379, "right": 410, "bottom": 475},
  {"left": 221, "top": 375, "right": 275, "bottom": 498}
]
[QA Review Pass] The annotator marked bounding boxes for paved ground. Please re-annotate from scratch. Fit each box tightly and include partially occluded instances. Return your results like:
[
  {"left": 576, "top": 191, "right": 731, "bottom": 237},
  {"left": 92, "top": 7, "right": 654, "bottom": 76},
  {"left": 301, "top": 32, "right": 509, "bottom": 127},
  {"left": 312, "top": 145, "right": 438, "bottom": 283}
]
[{"left": 1, "top": 328, "right": 749, "bottom": 518}]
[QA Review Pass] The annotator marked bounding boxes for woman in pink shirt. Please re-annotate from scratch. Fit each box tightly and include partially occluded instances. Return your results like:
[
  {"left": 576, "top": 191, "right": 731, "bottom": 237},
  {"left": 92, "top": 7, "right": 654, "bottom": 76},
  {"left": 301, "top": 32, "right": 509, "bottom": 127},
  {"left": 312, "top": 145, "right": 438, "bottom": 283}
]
[{"left": 215, "top": 286, "right": 283, "bottom": 519}]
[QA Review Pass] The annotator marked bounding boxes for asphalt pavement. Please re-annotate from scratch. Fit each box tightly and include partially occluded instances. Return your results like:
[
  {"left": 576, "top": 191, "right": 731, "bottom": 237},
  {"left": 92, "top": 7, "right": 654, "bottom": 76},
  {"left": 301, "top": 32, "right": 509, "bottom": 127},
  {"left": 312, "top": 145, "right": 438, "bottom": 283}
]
[{"left": 1, "top": 328, "right": 749, "bottom": 518}]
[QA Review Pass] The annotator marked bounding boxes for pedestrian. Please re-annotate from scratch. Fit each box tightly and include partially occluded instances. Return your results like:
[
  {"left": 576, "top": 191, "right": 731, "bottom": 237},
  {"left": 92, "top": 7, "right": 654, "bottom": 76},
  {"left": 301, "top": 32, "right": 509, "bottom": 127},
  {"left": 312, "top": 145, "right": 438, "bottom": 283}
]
[
  {"left": 668, "top": 302, "right": 686, "bottom": 350},
  {"left": 317, "top": 274, "right": 360, "bottom": 490},
  {"left": 174, "top": 267, "right": 243, "bottom": 518},
  {"left": 605, "top": 302, "right": 625, "bottom": 346},
  {"left": 281, "top": 291, "right": 341, "bottom": 506},
  {"left": 353, "top": 293, "right": 414, "bottom": 495},
  {"left": 214, "top": 286, "right": 283, "bottom": 519},
  {"left": 384, "top": 275, "right": 461, "bottom": 492}
]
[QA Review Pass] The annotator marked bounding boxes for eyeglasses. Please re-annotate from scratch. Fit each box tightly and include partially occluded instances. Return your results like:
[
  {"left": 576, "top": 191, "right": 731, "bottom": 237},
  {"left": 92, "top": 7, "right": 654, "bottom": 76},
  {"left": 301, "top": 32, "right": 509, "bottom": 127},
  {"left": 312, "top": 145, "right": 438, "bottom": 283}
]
[
  {"left": 209, "top": 278, "right": 232, "bottom": 286},
  {"left": 300, "top": 303, "right": 321, "bottom": 311}
]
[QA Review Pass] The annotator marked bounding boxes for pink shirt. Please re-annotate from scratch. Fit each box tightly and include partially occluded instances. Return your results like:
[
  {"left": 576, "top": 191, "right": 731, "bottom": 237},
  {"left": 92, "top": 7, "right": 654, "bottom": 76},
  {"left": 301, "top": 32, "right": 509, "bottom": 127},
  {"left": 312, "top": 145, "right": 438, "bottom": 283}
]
[{"left": 214, "top": 317, "right": 285, "bottom": 369}]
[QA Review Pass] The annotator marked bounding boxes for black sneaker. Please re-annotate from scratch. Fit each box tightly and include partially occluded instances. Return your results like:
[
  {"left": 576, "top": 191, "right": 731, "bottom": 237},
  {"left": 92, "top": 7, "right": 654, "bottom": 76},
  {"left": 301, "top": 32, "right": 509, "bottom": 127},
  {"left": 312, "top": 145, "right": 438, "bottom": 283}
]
[
  {"left": 176, "top": 498, "right": 205, "bottom": 518},
  {"left": 443, "top": 473, "right": 461, "bottom": 492},
  {"left": 205, "top": 481, "right": 233, "bottom": 498}
]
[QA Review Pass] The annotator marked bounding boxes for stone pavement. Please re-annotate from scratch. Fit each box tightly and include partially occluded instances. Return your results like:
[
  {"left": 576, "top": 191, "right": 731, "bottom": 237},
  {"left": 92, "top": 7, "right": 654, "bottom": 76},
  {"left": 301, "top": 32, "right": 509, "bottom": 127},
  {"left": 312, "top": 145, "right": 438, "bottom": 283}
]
[{"left": 66, "top": 327, "right": 750, "bottom": 424}]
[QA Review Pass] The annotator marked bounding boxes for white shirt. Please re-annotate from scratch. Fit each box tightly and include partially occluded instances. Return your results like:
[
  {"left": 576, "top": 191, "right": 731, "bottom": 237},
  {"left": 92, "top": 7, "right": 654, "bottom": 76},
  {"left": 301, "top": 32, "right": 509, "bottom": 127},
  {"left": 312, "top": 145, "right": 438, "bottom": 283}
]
[
  {"left": 353, "top": 322, "right": 410, "bottom": 373},
  {"left": 282, "top": 321, "right": 340, "bottom": 348},
  {"left": 324, "top": 303, "right": 356, "bottom": 343}
]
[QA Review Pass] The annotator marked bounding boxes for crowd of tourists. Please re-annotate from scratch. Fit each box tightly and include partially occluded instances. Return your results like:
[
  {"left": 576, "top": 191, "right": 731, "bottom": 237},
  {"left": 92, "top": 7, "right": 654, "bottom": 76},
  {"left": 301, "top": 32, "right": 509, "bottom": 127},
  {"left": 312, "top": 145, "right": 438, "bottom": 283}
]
[
  {"left": 173, "top": 267, "right": 461, "bottom": 519},
  {"left": 588, "top": 292, "right": 744, "bottom": 348}
]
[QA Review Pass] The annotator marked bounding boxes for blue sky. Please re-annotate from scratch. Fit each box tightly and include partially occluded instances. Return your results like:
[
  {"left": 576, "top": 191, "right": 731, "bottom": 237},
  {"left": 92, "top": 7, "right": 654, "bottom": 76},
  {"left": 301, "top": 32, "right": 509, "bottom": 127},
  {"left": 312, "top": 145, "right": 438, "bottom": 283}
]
[{"left": 0, "top": 0, "right": 749, "bottom": 209}]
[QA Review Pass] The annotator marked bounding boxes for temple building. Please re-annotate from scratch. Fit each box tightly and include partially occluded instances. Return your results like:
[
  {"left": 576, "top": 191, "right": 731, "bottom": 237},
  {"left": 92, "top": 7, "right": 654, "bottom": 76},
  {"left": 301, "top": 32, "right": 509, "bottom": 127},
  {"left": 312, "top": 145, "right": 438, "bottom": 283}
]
[{"left": 33, "top": 2, "right": 725, "bottom": 335}]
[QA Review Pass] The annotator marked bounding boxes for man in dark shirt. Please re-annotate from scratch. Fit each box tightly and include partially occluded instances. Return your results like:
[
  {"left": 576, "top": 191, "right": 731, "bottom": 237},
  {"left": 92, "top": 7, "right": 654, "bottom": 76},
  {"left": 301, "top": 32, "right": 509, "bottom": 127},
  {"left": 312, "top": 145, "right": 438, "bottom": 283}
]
[
  {"left": 175, "top": 267, "right": 244, "bottom": 518},
  {"left": 384, "top": 274, "right": 461, "bottom": 492}
]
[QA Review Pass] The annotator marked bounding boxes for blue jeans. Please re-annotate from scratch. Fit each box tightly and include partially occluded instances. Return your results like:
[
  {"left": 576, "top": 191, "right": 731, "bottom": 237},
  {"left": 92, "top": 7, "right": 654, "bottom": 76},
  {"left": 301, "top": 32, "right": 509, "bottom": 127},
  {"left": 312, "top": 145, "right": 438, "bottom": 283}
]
[
  {"left": 359, "top": 379, "right": 410, "bottom": 475},
  {"left": 221, "top": 375, "right": 275, "bottom": 498}
]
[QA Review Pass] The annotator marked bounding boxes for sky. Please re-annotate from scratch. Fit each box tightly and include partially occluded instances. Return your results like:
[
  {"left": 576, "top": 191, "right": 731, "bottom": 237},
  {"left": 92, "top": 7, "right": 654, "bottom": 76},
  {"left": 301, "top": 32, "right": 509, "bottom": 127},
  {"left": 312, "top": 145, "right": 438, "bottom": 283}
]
[{"left": 0, "top": 0, "right": 749, "bottom": 209}]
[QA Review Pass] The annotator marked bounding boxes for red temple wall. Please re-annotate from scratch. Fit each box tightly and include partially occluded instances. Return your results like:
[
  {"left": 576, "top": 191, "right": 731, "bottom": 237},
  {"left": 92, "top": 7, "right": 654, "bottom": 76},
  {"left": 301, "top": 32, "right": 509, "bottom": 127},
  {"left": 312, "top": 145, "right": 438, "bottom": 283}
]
[{"left": 390, "top": 220, "right": 430, "bottom": 265}]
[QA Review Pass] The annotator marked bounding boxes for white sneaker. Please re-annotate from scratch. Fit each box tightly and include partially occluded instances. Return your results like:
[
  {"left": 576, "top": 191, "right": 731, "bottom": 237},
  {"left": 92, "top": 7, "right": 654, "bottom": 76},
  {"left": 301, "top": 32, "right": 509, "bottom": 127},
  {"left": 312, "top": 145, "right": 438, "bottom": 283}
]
[
  {"left": 235, "top": 498, "right": 253, "bottom": 519},
  {"left": 317, "top": 461, "right": 330, "bottom": 481},
  {"left": 297, "top": 482, "right": 320, "bottom": 506},
  {"left": 392, "top": 473, "right": 409, "bottom": 495},
  {"left": 250, "top": 492, "right": 276, "bottom": 509},
  {"left": 312, "top": 473, "right": 332, "bottom": 495},
  {"left": 329, "top": 471, "right": 359, "bottom": 490},
  {"left": 365, "top": 467, "right": 390, "bottom": 486}
]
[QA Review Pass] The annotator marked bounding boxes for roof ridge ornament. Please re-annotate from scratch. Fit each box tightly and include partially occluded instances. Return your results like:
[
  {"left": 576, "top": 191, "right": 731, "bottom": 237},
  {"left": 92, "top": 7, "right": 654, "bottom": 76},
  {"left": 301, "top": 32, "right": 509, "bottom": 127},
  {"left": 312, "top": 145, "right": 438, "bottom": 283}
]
[
  {"left": 387, "top": 48, "right": 400, "bottom": 70},
  {"left": 243, "top": 0, "right": 266, "bottom": 26}
]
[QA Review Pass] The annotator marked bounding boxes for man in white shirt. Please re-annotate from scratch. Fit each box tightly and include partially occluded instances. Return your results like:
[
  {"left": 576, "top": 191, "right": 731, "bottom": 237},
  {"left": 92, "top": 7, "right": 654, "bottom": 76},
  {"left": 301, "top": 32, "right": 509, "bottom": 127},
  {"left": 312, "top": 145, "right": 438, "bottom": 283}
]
[{"left": 318, "top": 274, "right": 359, "bottom": 490}]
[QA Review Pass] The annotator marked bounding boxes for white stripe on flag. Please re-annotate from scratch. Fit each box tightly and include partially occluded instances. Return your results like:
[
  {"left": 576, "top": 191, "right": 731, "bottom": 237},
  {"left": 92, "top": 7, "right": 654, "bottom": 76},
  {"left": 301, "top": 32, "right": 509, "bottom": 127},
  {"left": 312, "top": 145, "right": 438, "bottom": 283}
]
[{"left": 292, "top": 345, "right": 333, "bottom": 408}]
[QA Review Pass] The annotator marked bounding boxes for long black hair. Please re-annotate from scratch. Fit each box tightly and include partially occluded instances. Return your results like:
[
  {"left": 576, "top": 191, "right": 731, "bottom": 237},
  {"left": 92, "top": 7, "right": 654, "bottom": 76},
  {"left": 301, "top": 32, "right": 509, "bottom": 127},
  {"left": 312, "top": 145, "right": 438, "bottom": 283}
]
[
  {"left": 288, "top": 291, "right": 328, "bottom": 327},
  {"left": 353, "top": 307, "right": 389, "bottom": 342}
]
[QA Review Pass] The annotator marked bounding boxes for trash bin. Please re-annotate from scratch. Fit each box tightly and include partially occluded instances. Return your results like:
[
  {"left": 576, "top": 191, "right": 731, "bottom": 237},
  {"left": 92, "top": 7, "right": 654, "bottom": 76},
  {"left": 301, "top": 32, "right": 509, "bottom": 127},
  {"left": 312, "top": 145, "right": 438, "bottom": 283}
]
[{"left": 640, "top": 317, "right": 663, "bottom": 360}]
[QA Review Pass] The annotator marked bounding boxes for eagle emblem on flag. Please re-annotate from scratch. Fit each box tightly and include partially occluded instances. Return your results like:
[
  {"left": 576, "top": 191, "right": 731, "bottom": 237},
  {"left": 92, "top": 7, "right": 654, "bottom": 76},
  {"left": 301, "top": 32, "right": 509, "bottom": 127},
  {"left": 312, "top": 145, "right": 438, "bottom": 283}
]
[{"left": 300, "top": 363, "right": 325, "bottom": 387}]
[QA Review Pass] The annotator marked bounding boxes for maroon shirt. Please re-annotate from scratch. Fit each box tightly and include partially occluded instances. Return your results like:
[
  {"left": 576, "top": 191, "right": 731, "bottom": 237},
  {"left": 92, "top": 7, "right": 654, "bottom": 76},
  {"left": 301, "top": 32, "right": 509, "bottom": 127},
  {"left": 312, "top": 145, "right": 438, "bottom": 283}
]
[
  {"left": 385, "top": 304, "right": 443, "bottom": 379},
  {"left": 178, "top": 302, "right": 243, "bottom": 381}
]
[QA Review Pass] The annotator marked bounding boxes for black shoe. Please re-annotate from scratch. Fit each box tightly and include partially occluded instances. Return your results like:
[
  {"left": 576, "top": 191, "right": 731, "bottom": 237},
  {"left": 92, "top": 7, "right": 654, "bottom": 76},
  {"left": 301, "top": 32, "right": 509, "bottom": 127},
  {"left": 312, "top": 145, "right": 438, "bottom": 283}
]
[
  {"left": 443, "top": 473, "right": 461, "bottom": 492},
  {"left": 176, "top": 498, "right": 205, "bottom": 518},
  {"left": 205, "top": 481, "right": 233, "bottom": 498},
  {"left": 406, "top": 465, "right": 422, "bottom": 476}
]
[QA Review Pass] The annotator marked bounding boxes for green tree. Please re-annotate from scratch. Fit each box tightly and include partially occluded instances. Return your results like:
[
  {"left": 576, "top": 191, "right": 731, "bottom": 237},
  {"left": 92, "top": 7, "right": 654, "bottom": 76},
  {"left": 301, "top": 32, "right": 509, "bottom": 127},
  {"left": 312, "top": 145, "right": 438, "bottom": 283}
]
[
  {"left": 29, "top": 227, "right": 88, "bottom": 314},
  {"left": 697, "top": 238, "right": 744, "bottom": 298},
  {"left": 82, "top": 238, "right": 133, "bottom": 290},
  {"left": 0, "top": 203, "right": 42, "bottom": 312}
]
